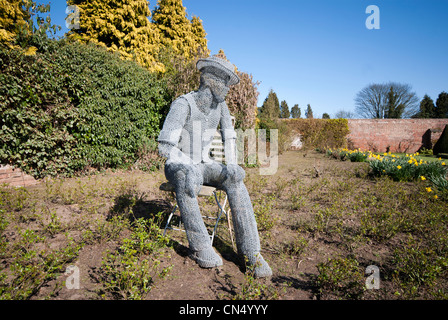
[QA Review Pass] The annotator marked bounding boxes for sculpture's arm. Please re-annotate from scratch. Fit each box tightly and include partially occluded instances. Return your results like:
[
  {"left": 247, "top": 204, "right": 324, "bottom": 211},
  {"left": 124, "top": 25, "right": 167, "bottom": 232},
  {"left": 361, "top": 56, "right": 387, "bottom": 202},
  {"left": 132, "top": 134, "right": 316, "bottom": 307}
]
[
  {"left": 220, "top": 103, "right": 237, "bottom": 165},
  {"left": 158, "top": 98, "right": 193, "bottom": 165}
]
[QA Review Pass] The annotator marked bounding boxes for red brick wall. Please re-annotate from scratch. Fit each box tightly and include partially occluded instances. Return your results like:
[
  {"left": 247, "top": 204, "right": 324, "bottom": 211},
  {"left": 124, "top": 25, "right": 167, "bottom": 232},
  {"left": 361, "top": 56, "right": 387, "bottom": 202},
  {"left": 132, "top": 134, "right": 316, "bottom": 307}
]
[
  {"left": 347, "top": 119, "right": 448, "bottom": 153},
  {"left": 0, "top": 165, "right": 39, "bottom": 188}
]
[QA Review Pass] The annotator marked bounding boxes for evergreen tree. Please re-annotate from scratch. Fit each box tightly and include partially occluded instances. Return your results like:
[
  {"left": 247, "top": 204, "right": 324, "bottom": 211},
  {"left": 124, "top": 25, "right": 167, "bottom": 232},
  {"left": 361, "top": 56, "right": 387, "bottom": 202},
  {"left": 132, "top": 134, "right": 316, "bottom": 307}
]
[
  {"left": 67, "top": 0, "right": 164, "bottom": 72},
  {"left": 280, "top": 100, "right": 290, "bottom": 118},
  {"left": 0, "top": 0, "right": 27, "bottom": 47},
  {"left": 152, "top": 0, "right": 208, "bottom": 59},
  {"left": 260, "top": 89, "right": 280, "bottom": 120},
  {"left": 322, "top": 113, "right": 330, "bottom": 119},
  {"left": 305, "top": 104, "right": 313, "bottom": 119},
  {"left": 413, "top": 95, "right": 436, "bottom": 118},
  {"left": 435, "top": 91, "right": 448, "bottom": 118},
  {"left": 385, "top": 86, "right": 405, "bottom": 118},
  {"left": 1, "top": 0, "right": 58, "bottom": 53},
  {"left": 291, "top": 104, "right": 300, "bottom": 118},
  {"left": 190, "top": 15, "right": 208, "bottom": 55}
]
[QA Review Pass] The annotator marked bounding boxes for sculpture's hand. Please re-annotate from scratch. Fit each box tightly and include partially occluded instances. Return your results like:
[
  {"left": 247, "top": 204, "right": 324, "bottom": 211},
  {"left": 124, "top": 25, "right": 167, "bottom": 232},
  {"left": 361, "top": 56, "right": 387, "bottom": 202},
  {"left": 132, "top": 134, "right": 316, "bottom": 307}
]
[{"left": 225, "top": 163, "right": 245, "bottom": 184}]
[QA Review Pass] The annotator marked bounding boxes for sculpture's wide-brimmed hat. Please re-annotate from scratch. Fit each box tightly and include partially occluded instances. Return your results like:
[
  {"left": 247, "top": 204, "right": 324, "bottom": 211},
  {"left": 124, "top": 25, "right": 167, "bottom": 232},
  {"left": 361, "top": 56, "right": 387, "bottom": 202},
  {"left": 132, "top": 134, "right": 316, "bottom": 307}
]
[{"left": 197, "top": 56, "right": 240, "bottom": 86}]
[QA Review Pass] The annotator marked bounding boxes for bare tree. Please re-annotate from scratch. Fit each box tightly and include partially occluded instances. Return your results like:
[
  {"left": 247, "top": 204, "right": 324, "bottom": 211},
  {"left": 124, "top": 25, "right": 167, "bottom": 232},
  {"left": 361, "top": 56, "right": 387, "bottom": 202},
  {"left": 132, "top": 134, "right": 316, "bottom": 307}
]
[
  {"left": 335, "top": 109, "right": 356, "bottom": 119},
  {"left": 355, "top": 82, "right": 419, "bottom": 119},
  {"left": 355, "top": 83, "right": 387, "bottom": 119}
]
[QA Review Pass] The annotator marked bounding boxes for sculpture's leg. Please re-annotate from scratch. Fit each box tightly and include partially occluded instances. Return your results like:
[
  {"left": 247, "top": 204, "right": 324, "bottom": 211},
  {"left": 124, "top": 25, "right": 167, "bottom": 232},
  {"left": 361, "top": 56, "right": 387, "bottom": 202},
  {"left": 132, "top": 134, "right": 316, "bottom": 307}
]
[
  {"left": 224, "top": 181, "right": 272, "bottom": 277},
  {"left": 165, "top": 162, "right": 222, "bottom": 268},
  {"left": 225, "top": 181, "right": 260, "bottom": 254},
  {"left": 203, "top": 162, "right": 272, "bottom": 278}
]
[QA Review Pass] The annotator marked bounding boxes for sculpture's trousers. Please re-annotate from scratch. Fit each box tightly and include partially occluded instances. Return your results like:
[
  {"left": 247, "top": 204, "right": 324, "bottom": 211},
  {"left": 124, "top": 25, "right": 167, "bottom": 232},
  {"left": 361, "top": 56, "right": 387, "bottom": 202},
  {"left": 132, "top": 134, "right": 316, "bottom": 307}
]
[{"left": 165, "top": 162, "right": 261, "bottom": 256}]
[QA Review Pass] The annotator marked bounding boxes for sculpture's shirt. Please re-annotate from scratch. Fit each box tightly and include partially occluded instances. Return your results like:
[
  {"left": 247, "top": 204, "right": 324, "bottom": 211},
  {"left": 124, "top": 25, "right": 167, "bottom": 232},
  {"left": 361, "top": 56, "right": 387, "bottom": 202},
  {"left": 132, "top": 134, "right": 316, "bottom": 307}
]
[{"left": 158, "top": 92, "right": 236, "bottom": 165}]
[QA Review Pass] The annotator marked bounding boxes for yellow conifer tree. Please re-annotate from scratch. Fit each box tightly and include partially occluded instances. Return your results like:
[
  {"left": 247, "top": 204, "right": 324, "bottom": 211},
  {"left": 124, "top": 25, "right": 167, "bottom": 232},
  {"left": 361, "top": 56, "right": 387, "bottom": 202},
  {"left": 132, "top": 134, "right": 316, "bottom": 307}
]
[
  {"left": 190, "top": 15, "right": 208, "bottom": 56},
  {"left": 0, "top": 0, "right": 27, "bottom": 47},
  {"left": 151, "top": 0, "right": 208, "bottom": 59},
  {"left": 0, "top": 0, "right": 50, "bottom": 55},
  {"left": 67, "top": 0, "right": 164, "bottom": 72}
]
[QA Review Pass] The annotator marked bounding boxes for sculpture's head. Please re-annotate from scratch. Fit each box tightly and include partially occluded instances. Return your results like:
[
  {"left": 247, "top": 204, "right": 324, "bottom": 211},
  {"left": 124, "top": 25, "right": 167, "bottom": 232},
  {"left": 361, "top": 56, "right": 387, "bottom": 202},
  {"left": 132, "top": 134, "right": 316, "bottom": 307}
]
[{"left": 197, "top": 56, "right": 239, "bottom": 103}]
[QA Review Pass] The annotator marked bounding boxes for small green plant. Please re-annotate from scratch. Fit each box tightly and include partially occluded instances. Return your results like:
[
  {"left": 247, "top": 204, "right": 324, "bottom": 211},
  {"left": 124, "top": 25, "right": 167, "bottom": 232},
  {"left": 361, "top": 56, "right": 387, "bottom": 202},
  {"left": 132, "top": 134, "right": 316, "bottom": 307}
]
[
  {"left": 231, "top": 257, "right": 280, "bottom": 300},
  {"left": 290, "top": 193, "right": 305, "bottom": 210},
  {"left": 253, "top": 195, "right": 278, "bottom": 232},
  {"left": 316, "top": 256, "right": 366, "bottom": 299},
  {"left": 0, "top": 186, "right": 30, "bottom": 212},
  {"left": 97, "top": 251, "right": 157, "bottom": 300},
  {"left": 312, "top": 206, "right": 344, "bottom": 235},
  {"left": 84, "top": 216, "right": 130, "bottom": 244},
  {"left": 326, "top": 148, "right": 368, "bottom": 162},
  {"left": 359, "top": 207, "right": 401, "bottom": 241},
  {"left": 283, "top": 235, "right": 309, "bottom": 257},
  {"left": 94, "top": 214, "right": 171, "bottom": 300},
  {"left": 0, "top": 229, "right": 83, "bottom": 299},
  {"left": 419, "top": 148, "right": 433, "bottom": 156},
  {"left": 392, "top": 236, "right": 448, "bottom": 299},
  {"left": 40, "top": 207, "right": 63, "bottom": 237}
]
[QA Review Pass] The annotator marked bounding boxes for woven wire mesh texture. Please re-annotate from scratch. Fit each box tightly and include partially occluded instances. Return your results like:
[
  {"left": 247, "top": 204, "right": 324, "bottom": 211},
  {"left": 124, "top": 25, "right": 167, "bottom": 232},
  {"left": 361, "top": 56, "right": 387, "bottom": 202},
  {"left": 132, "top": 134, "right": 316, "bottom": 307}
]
[{"left": 157, "top": 57, "right": 272, "bottom": 277}]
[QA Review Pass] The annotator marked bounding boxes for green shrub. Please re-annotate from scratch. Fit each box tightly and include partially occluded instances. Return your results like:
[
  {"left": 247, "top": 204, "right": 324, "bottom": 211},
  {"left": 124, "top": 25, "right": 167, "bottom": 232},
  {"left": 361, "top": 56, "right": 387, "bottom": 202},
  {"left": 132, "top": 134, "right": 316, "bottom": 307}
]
[
  {"left": 257, "top": 117, "right": 290, "bottom": 154},
  {"left": 0, "top": 44, "right": 81, "bottom": 177},
  {"left": 283, "top": 118, "right": 350, "bottom": 150},
  {"left": 0, "top": 39, "right": 169, "bottom": 178}
]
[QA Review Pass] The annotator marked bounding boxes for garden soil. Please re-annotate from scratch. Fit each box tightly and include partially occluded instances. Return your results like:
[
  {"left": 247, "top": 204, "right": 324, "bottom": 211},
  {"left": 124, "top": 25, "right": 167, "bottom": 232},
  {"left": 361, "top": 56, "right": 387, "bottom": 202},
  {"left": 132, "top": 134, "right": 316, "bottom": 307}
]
[{"left": 20, "top": 150, "right": 388, "bottom": 300}]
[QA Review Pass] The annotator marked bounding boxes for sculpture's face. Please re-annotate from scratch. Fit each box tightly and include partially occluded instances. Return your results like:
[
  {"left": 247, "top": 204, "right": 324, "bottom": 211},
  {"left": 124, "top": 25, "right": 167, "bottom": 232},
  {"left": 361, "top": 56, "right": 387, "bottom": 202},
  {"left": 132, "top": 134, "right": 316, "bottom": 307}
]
[{"left": 201, "top": 69, "right": 231, "bottom": 103}]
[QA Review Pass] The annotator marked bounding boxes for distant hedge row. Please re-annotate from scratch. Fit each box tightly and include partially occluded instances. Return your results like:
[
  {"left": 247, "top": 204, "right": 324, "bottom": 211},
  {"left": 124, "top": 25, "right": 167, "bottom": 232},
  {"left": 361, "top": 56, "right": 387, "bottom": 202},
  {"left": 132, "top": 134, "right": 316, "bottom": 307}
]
[
  {"left": 0, "top": 40, "right": 169, "bottom": 178},
  {"left": 283, "top": 118, "right": 350, "bottom": 150}
]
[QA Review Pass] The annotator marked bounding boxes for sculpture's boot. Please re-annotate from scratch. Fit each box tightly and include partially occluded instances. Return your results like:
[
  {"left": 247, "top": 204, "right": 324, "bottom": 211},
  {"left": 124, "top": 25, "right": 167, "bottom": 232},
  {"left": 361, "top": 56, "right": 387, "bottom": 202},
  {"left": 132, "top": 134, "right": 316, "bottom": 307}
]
[
  {"left": 190, "top": 247, "right": 223, "bottom": 268},
  {"left": 246, "top": 252, "right": 273, "bottom": 278}
]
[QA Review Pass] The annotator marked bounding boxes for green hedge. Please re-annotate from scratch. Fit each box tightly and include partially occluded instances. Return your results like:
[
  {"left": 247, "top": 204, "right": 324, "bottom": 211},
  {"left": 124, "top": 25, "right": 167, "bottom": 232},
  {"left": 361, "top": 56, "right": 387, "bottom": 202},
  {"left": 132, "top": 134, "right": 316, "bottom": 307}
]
[
  {"left": 0, "top": 40, "right": 169, "bottom": 178},
  {"left": 282, "top": 118, "right": 350, "bottom": 150}
]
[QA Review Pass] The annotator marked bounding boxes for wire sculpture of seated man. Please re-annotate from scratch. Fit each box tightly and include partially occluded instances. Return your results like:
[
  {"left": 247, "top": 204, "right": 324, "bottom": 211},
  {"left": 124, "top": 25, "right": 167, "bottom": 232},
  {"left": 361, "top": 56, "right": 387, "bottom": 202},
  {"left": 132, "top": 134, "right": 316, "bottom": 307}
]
[{"left": 157, "top": 55, "right": 272, "bottom": 278}]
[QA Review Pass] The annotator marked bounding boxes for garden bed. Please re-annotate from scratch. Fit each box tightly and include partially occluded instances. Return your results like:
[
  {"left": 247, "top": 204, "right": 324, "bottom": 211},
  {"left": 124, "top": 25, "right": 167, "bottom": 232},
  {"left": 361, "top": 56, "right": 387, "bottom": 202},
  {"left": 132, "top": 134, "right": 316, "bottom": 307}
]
[{"left": 1, "top": 150, "right": 447, "bottom": 300}]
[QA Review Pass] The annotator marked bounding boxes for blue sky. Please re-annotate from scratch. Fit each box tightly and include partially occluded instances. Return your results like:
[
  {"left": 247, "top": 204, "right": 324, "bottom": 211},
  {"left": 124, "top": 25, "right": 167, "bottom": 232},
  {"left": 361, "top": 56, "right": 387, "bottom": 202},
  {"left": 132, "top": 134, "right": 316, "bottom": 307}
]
[{"left": 45, "top": 0, "right": 448, "bottom": 118}]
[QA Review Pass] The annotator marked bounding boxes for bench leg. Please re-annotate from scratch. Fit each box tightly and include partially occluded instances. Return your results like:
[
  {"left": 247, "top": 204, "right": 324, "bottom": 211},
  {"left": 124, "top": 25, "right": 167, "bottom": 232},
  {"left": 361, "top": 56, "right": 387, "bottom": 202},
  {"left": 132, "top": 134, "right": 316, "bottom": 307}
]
[{"left": 211, "top": 191, "right": 235, "bottom": 249}]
